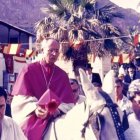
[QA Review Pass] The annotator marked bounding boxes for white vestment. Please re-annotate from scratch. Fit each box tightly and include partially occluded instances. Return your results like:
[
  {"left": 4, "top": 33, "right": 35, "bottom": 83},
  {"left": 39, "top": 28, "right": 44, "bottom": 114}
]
[
  {"left": 125, "top": 113, "right": 140, "bottom": 140},
  {"left": 1, "top": 116, "right": 27, "bottom": 140},
  {"left": 117, "top": 95, "right": 133, "bottom": 115},
  {"left": 11, "top": 95, "right": 74, "bottom": 126}
]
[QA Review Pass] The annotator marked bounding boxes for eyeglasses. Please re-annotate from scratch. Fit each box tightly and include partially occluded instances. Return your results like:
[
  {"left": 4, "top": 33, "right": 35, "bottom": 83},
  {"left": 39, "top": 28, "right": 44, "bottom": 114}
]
[
  {"left": 0, "top": 104, "right": 5, "bottom": 109},
  {"left": 72, "top": 89, "right": 78, "bottom": 93},
  {"left": 48, "top": 49, "right": 59, "bottom": 54},
  {"left": 133, "top": 100, "right": 140, "bottom": 105},
  {"left": 70, "top": 80, "right": 78, "bottom": 85}
]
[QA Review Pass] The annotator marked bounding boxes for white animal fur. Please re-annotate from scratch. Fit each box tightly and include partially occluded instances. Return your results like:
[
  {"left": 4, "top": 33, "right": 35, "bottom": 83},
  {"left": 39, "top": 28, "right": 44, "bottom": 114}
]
[{"left": 43, "top": 69, "right": 123, "bottom": 140}]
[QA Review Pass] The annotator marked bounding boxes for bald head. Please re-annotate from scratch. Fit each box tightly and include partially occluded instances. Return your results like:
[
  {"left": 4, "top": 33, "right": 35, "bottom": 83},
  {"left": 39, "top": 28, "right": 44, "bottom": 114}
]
[
  {"left": 41, "top": 38, "right": 60, "bottom": 64},
  {"left": 41, "top": 38, "right": 60, "bottom": 49}
]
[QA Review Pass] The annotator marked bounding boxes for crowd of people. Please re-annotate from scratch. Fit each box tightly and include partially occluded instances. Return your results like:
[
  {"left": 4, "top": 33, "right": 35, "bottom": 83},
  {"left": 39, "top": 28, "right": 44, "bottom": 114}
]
[{"left": 0, "top": 38, "right": 140, "bottom": 140}]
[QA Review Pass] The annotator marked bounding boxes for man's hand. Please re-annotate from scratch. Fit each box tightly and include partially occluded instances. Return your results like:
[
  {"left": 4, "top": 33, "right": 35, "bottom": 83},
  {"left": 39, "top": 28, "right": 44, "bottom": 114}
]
[{"left": 35, "top": 105, "right": 48, "bottom": 119}]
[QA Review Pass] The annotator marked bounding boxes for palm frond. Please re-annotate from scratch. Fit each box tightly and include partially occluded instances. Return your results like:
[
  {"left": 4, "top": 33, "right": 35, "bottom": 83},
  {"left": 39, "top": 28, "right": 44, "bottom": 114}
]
[
  {"left": 84, "top": 2, "right": 94, "bottom": 11},
  {"left": 101, "top": 23, "right": 121, "bottom": 36},
  {"left": 36, "top": 0, "right": 130, "bottom": 69},
  {"left": 48, "top": 0, "right": 63, "bottom": 7},
  {"left": 112, "top": 12, "right": 124, "bottom": 18},
  {"left": 104, "top": 39, "right": 117, "bottom": 55},
  {"left": 80, "top": 0, "right": 88, "bottom": 7},
  {"left": 87, "top": 18, "right": 101, "bottom": 26},
  {"left": 97, "top": 4, "right": 124, "bottom": 23}
]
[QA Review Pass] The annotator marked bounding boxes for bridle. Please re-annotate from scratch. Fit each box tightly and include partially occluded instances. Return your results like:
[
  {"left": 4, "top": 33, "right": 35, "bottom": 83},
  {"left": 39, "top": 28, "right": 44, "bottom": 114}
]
[
  {"left": 52, "top": 101, "right": 106, "bottom": 140},
  {"left": 50, "top": 92, "right": 125, "bottom": 140},
  {"left": 99, "top": 91, "right": 125, "bottom": 140},
  {"left": 81, "top": 91, "right": 126, "bottom": 140},
  {"left": 81, "top": 101, "right": 106, "bottom": 140}
]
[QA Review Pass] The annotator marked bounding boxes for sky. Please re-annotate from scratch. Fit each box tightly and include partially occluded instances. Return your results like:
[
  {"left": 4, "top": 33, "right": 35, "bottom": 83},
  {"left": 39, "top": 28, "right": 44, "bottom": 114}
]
[{"left": 110, "top": 0, "right": 140, "bottom": 12}]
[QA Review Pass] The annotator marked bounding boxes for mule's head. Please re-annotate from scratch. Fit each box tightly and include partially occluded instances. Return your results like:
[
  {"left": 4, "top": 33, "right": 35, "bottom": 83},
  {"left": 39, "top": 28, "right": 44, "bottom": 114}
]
[{"left": 79, "top": 69, "right": 124, "bottom": 140}]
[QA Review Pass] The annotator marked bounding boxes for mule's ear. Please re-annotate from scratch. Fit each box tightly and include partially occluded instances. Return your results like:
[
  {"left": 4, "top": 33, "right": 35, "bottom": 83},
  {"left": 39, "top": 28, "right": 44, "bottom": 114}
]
[
  {"left": 79, "top": 69, "right": 106, "bottom": 108},
  {"left": 79, "top": 68, "right": 88, "bottom": 83},
  {"left": 79, "top": 68, "right": 94, "bottom": 95}
]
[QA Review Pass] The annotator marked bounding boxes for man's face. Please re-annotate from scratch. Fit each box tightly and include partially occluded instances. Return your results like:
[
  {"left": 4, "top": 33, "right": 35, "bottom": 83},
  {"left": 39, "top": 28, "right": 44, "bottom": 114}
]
[
  {"left": 114, "top": 82, "right": 123, "bottom": 101},
  {"left": 0, "top": 96, "right": 6, "bottom": 121},
  {"left": 132, "top": 94, "right": 140, "bottom": 120},
  {"left": 114, "top": 82, "right": 123, "bottom": 94},
  {"left": 70, "top": 81, "right": 79, "bottom": 101},
  {"left": 128, "top": 68, "right": 135, "bottom": 76},
  {"left": 42, "top": 40, "right": 60, "bottom": 64}
]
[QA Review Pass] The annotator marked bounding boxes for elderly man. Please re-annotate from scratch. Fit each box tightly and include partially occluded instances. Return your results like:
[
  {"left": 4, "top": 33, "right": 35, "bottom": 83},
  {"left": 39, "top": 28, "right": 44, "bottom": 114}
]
[
  {"left": 11, "top": 38, "right": 76, "bottom": 140},
  {"left": 125, "top": 79, "right": 140, "bottom": 140},
  {"left": 0, "top": 87, "right": 27, "bottom": 140}
]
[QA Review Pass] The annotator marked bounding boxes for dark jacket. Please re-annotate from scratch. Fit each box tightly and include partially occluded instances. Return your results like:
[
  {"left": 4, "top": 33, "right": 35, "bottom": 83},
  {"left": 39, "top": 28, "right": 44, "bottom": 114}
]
[{"left": 91, "top": 73, "right": 102, "bottom": 87}]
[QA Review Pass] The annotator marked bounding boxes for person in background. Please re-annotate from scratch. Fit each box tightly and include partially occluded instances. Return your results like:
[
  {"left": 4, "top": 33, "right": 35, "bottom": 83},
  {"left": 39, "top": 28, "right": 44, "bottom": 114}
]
[
  {"left": 5, "top": 93, "right": 13, "bottom": 117},
  {"left": 0, "top": 87, "right": 27, "bottom": 140},
  {"left": 123, "top": 63, "right": 140, "bottom": 99},
  {"left": 118, "top": 65, "right": 127, "bottom": 77},
  {"left": 124, "top": 63, "right": 140, "bottom": 84},
  {"left": 114, "top": 78, "right": 133, "bottom": 115},
  {"left": 118, "top": 73, "right": 129, "bottom": 97},
  {"left": 125, "top": 79, "right": 140, "bottom": 140},
  {"left": 11, "top": 38, "right": 76, "bottom": 140},
  {"left": 135, "top": 57, "right": 140, "bottom": 72},
  {"left": 69, "top": 78, "right": 85, "bottom": 104},
  {"left": 85, "top": 63, "right": 102, "bottom": 87},
  {"left": 118, "top": 73, "right": 125, "bottom": 81}
]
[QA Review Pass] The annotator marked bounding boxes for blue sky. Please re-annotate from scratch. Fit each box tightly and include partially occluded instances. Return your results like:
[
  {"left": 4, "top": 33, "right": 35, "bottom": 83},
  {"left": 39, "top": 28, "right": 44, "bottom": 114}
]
[{"left": 110, "top": 0, "right": 140, "bottom": 12}]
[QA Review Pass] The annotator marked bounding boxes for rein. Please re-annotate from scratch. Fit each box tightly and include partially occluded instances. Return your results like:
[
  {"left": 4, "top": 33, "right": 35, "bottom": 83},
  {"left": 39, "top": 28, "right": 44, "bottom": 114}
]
[
  {"left": 42, "top": 111, "right": 64, "bottom": 140},
  {"left": 81, "top": 101, "right": 106, "bottom": 140},
  {"left": 99, "top": 91, "right": 125, "bottom": 140},
  {"left": 48, "top": 94, "right": 125, "bottom": 140},
  {"left": 81, "top": 91, "right": 126, "bottom": 140}
]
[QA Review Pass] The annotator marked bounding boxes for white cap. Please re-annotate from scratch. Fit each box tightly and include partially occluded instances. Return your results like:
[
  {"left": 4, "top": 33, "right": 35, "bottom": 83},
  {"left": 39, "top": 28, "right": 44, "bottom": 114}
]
[
  {"left": 128, "top": 79, "right": 140, "bottom": 92},
  {"left": 119, "top": 65, "right": 125, "bottom": 75}
]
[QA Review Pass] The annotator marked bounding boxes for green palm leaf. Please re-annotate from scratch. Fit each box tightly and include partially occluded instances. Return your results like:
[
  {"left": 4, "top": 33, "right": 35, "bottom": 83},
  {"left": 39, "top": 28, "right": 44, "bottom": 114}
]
[{"left": 36, "top": 0, "right": 130, "bottom": 70}]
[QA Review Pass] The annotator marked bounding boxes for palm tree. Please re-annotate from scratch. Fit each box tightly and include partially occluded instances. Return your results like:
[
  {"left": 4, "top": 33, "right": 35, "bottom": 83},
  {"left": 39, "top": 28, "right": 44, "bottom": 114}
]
[{"left": 35, "top": 0, "right": 130, "bottom": 75}]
